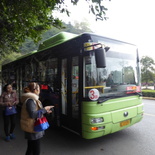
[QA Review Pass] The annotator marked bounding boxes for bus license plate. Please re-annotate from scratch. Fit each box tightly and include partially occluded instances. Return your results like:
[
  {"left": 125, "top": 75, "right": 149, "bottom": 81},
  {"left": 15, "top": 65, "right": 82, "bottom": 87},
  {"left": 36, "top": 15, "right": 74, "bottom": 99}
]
[{"left": 120, "top": 120, "right": 130, "bottom": 127}]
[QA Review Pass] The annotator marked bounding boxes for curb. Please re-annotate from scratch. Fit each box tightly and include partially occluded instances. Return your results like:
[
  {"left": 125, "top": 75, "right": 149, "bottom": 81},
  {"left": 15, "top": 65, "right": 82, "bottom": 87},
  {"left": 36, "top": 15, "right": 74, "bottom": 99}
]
[{"left": 143, "top": 97, "right": 155, "bottom": 100}]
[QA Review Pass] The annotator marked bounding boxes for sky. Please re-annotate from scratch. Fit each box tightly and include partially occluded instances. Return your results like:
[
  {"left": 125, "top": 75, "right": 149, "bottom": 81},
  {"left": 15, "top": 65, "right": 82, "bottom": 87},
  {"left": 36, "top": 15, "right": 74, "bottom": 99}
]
[{"left": 55, "top": 0, "right": 155, "bottom": 59}]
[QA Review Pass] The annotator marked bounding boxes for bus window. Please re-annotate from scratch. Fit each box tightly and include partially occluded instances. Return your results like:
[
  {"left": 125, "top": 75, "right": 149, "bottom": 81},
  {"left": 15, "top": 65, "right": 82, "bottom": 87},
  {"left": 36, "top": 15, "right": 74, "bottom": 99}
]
[
  {"left": 2, "top": 69, "right": 9, "bottom": 84},
  {"left": 32, "top": 62, "right": 39, "bottom": 81},
  {"left": 25, "top": 63, "right": 32, "bottom": 81},
  {"left": 45, "top": 58, "right": 58, "bottom": 88},
  {"left": 85, "top": 54, "right": 98, "bottom": 87},
  {"left": 61, "top": 59, "right": 67, "bottom": 115},
  {"left": 84, "top": 54, "right": 105, "bottom": 97},
  {"left": 38, "top": 61, "right": 46, "bottom": 81},
  {"left": 72, "top": 57, "right": 79, "bottom": 118},
  {"left": 84, "top": 43, "right": 139, "bottom": 98},
  {"left": 22, "top": 64, "right": 32, "bottom": 88},
  {"left": 2, "top": 67, "right": 17, "bottom": 86},
  {"left": 22, "top": 62, "right": 37, "bottom": 85}
]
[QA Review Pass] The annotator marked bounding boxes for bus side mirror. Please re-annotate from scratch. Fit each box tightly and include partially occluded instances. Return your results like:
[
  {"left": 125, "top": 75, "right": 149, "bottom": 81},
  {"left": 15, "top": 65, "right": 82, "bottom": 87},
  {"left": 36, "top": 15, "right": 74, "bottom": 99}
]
[{"left": 95, "top": 47, "right": 109, "bottom": 68}]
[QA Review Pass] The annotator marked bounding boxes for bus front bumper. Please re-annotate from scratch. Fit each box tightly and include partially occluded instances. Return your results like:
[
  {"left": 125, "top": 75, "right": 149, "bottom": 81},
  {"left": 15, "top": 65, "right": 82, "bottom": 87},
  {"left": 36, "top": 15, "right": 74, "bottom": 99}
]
[{"left": 82, "top": 113, "right": 143, "bottom": 139}]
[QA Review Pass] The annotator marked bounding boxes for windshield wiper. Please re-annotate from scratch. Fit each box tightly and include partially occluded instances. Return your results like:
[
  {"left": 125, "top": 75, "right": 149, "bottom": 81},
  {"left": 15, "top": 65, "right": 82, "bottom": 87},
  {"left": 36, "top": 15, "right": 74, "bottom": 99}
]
[
  {"left": 97, "top": 92, "right": 142, "bottom": 104},
  {"left": 97, "top": 98, "right": 112, "bottom": 104},
  {"left": 97, "top": 96, "right": 123, "bottom": 104},
  {"left": 132, "top": 92, "right": 142, "bottom": 96}
]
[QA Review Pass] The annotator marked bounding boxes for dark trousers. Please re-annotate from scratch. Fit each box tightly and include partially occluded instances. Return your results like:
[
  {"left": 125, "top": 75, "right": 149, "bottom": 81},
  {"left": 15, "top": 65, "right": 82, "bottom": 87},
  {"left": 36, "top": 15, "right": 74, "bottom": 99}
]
[
  {"left": 25, "top": 139, "right": 41, "bottom": 155},
  {"left": 3, "top": 112, "right": 16, "bottom": 136}
]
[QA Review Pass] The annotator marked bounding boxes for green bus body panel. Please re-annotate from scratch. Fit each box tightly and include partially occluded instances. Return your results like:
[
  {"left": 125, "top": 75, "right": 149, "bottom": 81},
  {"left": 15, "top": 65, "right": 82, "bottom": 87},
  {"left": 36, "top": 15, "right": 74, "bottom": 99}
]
[
  {"left": 82, "top": 96, "right": 143, "bottom": 139},
  {"left": 38, "top": 32, "right": 78, "bottom": 52}
]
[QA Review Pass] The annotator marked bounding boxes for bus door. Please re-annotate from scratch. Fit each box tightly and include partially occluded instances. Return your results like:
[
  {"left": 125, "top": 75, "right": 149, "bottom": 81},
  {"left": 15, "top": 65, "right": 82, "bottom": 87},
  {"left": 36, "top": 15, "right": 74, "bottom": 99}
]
[{"left": 60, "top": 56, "right": 80, "bottom": 133}]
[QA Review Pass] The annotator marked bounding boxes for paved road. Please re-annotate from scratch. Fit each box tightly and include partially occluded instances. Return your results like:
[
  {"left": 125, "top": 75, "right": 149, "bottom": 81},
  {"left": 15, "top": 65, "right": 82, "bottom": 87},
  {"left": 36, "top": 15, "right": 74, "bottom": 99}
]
[{"left": 0, "top": 99, "right": 155, "bottom": 155}]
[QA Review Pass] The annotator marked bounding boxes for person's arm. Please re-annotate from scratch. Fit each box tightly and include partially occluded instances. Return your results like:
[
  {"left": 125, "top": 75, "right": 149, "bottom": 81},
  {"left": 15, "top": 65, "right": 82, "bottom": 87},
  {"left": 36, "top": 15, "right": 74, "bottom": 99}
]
[
  {"left": 26, "top": 99, "right": 53, "bottom": 119},
  {"left": 12, "top": 92, "right": 19, "bottom": 105},
  {"left": 26, "top": 99, "right": 45, "bottom": 119},
  {"left": 0, "top": 93, "right": 11, "bottom": 106}
]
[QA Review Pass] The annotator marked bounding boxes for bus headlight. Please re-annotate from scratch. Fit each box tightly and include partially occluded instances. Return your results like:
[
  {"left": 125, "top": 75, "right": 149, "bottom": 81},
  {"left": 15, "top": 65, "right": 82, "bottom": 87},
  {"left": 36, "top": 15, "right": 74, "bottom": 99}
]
[{"left": 91, "top": 117, "right": 104, "bottom": 124}]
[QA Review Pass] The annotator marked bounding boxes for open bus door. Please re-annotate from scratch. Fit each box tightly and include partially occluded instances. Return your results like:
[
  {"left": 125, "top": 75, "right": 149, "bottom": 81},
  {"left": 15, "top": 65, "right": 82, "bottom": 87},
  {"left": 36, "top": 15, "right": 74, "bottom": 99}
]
[{"left": 60, "top": 56, "right": 80, "bottom": 133}]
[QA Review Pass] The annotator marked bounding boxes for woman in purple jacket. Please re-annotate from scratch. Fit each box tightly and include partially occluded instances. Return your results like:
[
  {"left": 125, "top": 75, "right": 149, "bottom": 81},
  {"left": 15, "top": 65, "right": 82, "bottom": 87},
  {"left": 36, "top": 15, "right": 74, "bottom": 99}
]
[{"left": 0, "top": 84, "right": 19, "bottom": 141}]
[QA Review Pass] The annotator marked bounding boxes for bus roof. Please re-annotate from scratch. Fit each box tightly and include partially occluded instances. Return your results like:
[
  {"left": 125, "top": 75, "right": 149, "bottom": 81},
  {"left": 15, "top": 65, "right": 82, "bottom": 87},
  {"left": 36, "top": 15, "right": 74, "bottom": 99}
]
[
  {"left": 15, "top": 32, "right": 77, "bottom": 61},
  {"left": 38, "top": 32, "right": 78, "bottom": 52},
  {"left": 3, "top": 32, "right": 136, "bottom": 66}
]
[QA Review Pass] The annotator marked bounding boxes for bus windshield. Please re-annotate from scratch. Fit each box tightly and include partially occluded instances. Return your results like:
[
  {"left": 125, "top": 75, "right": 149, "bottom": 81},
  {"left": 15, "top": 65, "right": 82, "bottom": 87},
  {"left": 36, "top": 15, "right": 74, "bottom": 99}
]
[{"left": 84, "top": 38, "right": 140, "bottom": 98}]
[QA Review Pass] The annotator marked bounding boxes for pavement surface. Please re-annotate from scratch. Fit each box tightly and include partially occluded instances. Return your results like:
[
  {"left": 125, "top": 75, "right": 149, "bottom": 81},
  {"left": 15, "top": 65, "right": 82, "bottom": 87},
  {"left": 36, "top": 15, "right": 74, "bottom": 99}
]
[
  {"left": 0, "top": 97, "right": 154, "bottom": 155},
  {"left": 0, "top": 108, "right": 27, "bottom": 155}
]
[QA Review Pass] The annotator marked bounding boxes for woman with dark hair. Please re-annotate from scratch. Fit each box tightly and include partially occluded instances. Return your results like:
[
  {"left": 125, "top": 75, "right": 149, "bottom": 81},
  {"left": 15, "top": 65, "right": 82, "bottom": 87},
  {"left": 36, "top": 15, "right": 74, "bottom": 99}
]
[
  {"left": 20, "top": 82, "right": 53, "bottom": 155},
  {"left": 0, "top": 84, "right": 19, "bottom": 141}
]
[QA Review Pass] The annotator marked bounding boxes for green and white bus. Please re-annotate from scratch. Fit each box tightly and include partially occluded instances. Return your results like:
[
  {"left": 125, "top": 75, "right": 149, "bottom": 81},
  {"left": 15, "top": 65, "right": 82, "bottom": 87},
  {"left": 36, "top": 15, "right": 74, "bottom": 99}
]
[{"left": 2, "top": 32, "right": 143, "bottom": 139}]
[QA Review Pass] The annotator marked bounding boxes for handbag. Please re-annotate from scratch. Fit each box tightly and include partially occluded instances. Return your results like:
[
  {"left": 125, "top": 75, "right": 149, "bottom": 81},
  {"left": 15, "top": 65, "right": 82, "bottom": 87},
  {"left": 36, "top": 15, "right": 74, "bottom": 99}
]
[
  {"left": 34, "top": 116, "right": 49, "bottom": 132},
  {"left": 5, "top": 106, "right": 17, "bottom": 116}
]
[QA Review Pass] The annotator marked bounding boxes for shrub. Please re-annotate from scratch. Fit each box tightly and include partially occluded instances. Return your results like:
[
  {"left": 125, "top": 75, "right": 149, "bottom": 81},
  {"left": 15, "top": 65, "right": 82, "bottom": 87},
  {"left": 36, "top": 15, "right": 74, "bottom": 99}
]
[{"left": 142, "top": 90, "right": 155, "bottom": 97}]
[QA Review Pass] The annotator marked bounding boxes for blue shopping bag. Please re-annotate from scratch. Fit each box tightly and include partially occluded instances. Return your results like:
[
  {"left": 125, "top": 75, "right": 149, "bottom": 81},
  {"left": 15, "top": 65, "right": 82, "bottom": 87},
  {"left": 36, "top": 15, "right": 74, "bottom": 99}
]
[
  {"left": 5, "top": 106, "right": 17, "bottom": 116},
  {"left": 34, "top": 117, "right": 49, "bottom": 132}
]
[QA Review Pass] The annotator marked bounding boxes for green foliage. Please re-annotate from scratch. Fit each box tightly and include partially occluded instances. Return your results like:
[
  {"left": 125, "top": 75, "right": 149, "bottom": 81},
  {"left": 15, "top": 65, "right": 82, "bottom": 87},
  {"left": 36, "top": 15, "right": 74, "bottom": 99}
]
[
  {"left": 0, "top": 0, "right": 109, "bottom": 57},
  {"left": 140, "top": 56, "right": 155, "bottom": 83},
  {"left": 90, "top": 0, "right": 108, "bottom": 20},
  {"left": 142, "top": 90, "right": 155, "bottom": 97},
  {"left": 19, "top": 39, "right": 38, "bottom": 55},
  {"left": 0, "top": 0, "right": 64, "bottom": 56}
]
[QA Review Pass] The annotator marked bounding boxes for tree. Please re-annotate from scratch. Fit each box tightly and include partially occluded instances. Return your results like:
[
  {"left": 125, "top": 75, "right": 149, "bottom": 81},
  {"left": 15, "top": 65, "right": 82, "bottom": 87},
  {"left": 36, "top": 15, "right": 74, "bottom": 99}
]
[
  {"left": 0, "top": 0, "right": 109, "bottom": 57},
  {"left": 140, "top": 56, "right": 155, "bottom": 86}
]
